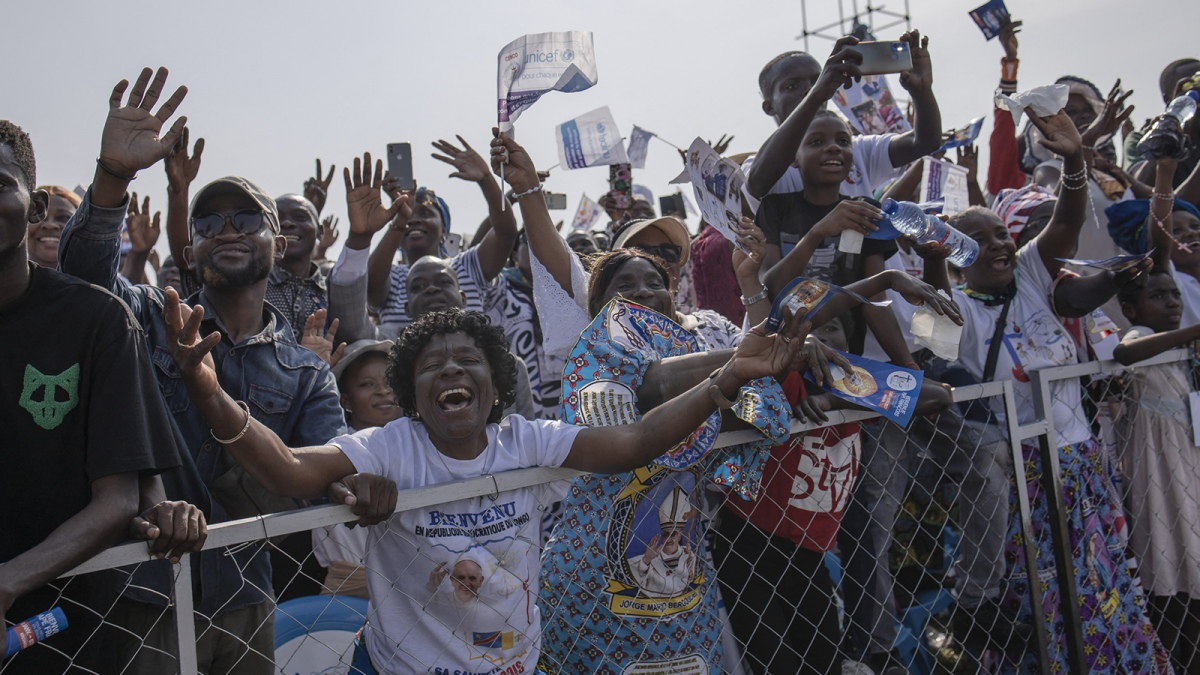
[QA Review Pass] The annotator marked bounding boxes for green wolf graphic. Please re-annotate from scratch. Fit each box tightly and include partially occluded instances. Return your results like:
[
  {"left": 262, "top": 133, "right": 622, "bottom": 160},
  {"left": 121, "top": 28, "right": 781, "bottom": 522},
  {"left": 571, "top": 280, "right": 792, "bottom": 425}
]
[{"left": 19, "top": 364, "right": 80, "bottom": 430}]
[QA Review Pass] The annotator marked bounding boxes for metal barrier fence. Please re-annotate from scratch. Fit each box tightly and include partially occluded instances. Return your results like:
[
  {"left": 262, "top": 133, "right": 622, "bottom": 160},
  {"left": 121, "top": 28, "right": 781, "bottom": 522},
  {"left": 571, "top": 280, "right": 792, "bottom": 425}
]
[{"left": 12, "top": 354, "right": 1194, "bottom": 674}]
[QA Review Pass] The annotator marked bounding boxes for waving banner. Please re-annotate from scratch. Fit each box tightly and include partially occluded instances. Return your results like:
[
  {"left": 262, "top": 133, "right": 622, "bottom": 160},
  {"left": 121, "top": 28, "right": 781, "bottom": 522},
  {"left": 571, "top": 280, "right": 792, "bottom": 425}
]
[
  {"left": 497, "top": 31, "right": 598, "bottom": 132},
  {"left": 556, "top": 106, "right": 629, "bottom": 169}
]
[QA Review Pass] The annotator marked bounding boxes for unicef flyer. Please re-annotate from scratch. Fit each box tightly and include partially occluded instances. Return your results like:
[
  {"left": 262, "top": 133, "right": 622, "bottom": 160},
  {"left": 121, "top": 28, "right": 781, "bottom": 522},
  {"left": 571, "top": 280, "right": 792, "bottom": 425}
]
[{"left": 815, "top": 350, "right": 923, "bottom": 427}]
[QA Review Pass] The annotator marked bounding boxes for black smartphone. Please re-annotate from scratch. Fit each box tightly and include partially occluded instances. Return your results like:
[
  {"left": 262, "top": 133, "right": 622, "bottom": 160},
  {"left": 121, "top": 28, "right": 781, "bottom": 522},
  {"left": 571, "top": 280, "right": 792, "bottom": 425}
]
[
  {"left": 856, "top": 41, "right": 913, "bottom": 76},
  {"left": 386, "top": 142, "right": 416, "bottom": 191},
  {"left": 544, "top": 192, "right": 567, "bottom": 210},
  {"left": 659, "top": 193, "right": 686, "bottom": 217}
]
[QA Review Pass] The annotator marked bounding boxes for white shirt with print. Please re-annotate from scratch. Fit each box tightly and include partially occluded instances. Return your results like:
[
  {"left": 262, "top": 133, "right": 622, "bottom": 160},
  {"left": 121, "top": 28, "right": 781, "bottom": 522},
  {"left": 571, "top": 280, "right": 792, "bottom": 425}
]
[
  {"left": 330, "top": 415, "right": 580, "bottom": 674},
  {"left": 953, "top": 241, "right": 1093, "bottom": 447}
]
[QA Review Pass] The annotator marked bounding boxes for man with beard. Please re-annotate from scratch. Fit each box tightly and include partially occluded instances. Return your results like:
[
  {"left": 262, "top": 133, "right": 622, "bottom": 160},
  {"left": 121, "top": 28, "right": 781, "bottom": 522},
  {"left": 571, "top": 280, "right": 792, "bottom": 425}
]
[{"left": 59, "top": 67, "right": 345, "bottom": 674}]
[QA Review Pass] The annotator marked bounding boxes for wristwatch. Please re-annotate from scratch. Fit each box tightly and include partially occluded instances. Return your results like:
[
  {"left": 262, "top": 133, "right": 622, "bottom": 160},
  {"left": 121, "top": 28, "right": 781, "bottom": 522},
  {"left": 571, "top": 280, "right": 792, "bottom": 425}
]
[{"left": 740, "top": 286, "right": 768, "bottom": 306}]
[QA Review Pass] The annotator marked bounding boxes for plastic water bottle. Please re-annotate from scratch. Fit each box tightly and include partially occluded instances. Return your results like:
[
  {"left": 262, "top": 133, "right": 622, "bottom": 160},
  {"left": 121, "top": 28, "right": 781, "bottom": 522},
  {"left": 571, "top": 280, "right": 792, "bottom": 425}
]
[
  {"left": 880, "top": 198, "right": 979, "bottom": 267},
  {"left": 1136, "top": 90, "right": 1200, "bottom": 160},
  {"left": 5, "top": 608, "right": 68, "bottom": 658}
]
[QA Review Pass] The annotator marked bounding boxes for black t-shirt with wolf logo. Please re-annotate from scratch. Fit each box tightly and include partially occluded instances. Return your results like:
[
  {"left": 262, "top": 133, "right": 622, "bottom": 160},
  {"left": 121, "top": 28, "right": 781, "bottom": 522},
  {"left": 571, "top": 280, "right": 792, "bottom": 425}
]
[{"left": 0, "top": 265, "right": 179, "bottom": 563}]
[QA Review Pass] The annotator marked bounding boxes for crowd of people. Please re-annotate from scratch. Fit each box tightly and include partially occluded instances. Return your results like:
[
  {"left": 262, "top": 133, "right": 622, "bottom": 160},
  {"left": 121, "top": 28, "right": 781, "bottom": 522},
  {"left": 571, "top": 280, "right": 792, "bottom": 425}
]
[{"left": 3, "top": 13, "right": 1200, "bottom": 675}]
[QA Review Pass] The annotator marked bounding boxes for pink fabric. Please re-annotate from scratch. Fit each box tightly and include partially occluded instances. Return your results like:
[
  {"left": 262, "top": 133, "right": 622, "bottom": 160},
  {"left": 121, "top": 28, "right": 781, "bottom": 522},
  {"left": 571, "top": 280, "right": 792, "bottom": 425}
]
[{"left": 690, "top": 225, "right": 744, "bottom": 326}]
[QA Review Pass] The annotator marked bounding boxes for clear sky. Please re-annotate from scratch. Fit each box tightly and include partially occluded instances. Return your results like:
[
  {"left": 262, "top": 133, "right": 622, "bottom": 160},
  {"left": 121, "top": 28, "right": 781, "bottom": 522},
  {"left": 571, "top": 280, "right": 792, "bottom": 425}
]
[{"left": 5, "top": 0, "right": 1198, "bottom": 261}]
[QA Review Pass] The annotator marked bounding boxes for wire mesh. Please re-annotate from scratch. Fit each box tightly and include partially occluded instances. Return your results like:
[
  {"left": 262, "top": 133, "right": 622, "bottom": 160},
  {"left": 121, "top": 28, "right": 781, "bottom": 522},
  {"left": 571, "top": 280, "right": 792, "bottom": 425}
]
[{"left": 10, "top": 359, "right": 1196, "bottom": 675}]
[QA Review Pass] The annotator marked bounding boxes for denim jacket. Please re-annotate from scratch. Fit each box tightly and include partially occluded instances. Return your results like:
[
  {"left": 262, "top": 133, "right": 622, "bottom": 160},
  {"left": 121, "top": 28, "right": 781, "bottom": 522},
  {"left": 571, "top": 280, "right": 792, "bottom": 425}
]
[{"left": 59, "top": 190, "right": 347, "bottom": 616}]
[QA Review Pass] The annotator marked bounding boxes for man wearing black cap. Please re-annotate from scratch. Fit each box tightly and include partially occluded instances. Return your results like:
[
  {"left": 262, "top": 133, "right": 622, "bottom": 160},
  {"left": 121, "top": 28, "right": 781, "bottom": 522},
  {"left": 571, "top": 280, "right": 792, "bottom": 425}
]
[{"left": 59, "top": 67, "right": 346, "bottom": 674}]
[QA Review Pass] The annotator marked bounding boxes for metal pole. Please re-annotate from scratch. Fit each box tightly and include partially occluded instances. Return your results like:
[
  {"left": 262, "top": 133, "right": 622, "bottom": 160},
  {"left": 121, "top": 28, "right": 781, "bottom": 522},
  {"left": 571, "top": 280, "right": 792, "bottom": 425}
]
[
  {"left": 1004, "top": 381, "right": 1052, "bottom": 674},
  {"left": 173, "top": 555, "right": 198, "bottom": 675},
  {"left": 1029, "top": 370, "right": 1088, "bottom": 675}
]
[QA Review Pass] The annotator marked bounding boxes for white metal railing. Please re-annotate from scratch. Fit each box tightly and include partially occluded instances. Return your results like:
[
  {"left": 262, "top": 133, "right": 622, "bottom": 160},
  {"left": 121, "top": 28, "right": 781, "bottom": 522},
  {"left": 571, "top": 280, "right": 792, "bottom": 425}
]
[{"left": 48, "top": 370, "right": 1121, "bottom": 674}]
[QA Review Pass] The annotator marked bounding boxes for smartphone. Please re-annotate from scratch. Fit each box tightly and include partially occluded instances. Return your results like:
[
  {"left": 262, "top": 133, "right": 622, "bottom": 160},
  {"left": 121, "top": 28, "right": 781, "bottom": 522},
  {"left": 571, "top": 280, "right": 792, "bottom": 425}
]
[
  {"left": 660, "top": 193, "right": 686, "bottom": 217},
  {"left": 443, "top": 232, "right": 464, "bottom": 257},
  {"left": 855, "top": 41, "right": 913, "bottom": 76},
  {"left": 386, "top": 142, "right": 416, "bottom": 191},
  {"left": 544, "top": 192, "right": 567, "bottom": 210}
]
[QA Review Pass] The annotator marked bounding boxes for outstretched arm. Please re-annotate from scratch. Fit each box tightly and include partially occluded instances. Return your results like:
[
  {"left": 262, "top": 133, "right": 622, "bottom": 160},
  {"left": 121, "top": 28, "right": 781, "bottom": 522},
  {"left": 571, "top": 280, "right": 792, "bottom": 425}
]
[
  {"left": 341, "top": 154, "right": 411, "bottom": 309},
  {"left": 747, "top": 37, "right": 863, "bottom": 199},
  {"left": 1028, "top": 109, "right": 1088, "bottom": 275},
  {"left": 886, "top": 30, "right": 942, "bottom": 167},
  {"left": 564, "top": 314, "right": 808, "bottom": 473},
  {"left": 432, "top": 136, "right": 517, "bottom": 279},
  {"left": 164, "top": 127, "right": 204, "bottom": 276},
  {"left": 1114, "top": 322, "right": 1200, "bottom": 365},
  {"left": 162, "top": 288, "right": 356, "bottom": 496},
  {"left": 491, "top": 131, "right": 577, "bottom": 295}
]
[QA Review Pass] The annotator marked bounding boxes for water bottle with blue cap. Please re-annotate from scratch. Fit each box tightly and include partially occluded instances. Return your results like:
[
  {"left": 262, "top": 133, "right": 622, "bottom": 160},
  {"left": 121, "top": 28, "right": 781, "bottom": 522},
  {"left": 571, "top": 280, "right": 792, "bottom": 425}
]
[{"left": 879, "top": 198, "right": 979, "bottom": 267}]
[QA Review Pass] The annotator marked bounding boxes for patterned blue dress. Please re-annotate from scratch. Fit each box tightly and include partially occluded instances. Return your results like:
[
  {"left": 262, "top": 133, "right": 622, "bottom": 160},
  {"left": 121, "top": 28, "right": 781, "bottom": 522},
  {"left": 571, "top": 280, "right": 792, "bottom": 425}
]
[{"left": 537, "top": 300, "right": 789, "bottom": 674}]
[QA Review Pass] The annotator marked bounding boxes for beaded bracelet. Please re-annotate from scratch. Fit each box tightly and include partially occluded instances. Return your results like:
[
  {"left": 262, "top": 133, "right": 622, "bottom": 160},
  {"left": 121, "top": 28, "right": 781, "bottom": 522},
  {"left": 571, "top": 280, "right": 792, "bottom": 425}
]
[
  {"left": 212, "top": 400, "right": 252, "bottom": 444},
  {"left": 509, "top": 184, "right": 544, "bottom": 202}
]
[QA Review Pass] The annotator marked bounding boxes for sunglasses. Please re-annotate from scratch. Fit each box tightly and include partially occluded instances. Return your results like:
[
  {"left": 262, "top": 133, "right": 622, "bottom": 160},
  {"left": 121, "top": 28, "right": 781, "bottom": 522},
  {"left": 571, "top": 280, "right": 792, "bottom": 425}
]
[
  {"left": 632, "top": 243, "right": 682, "bottom": 264},
  {"left": 190, "top": 210, "right": 267, "bottom": 239}
]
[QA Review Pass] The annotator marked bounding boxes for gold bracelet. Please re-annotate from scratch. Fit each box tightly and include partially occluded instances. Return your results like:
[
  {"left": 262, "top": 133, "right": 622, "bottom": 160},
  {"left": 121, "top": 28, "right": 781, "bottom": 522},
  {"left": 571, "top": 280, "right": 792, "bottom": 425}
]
[{"left": 212, "top": 400, "right": 252, "bottom": 444}]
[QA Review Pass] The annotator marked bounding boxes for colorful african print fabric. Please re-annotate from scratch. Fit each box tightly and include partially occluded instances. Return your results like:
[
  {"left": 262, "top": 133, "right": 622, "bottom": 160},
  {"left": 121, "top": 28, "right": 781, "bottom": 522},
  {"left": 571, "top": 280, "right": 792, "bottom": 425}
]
[{"left": 538, "top": 300, "right": 788, "bottom": 674}]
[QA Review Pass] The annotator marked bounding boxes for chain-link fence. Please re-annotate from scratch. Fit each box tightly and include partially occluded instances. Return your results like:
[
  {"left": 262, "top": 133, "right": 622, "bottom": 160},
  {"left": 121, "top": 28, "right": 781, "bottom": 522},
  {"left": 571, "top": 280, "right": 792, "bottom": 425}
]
[{"left": 7, "top": 358, "right": 1195, "bottom": 675}]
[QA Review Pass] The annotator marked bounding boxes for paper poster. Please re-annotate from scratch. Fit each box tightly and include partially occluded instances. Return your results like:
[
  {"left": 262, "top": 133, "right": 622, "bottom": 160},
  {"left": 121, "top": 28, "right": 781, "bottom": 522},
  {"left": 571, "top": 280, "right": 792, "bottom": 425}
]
[
  {"left": 632, "top": 184, "right": 655, "bottom": 206},
  {"left": 684, "top": 137, "right": 749, "bottom": 252},
  {"left": 765, "top": 277, "right": 890, "bottom": 332},
  {"left": 968, "top": 0, "right": 1011, "bottom": 40},
  {"left": 555, "top": 106, "right": 629, "bottom": 170},
  {"left": 570, "top": 193, "right": 605, "bottom": 232},
  {"left": 627, "top": 126, "right": 655, "bottom": 169},
  {"left": 815, "top": 350, "right": 924, "bottom": 427},
  {"left": 497, "top": 31, "right": 598, "bottom": 132},
  {"left": 937, "top": 116, "right": 985, "bottom": 154},
  {"left": 919, "top": 156, "right": 970, "bottom": 216},
  {"left": 831, "top": 76, "right": 911, "bottom": 135},
  {"left": 1057, "top": 251, "right": 1153, "bottom": 272}
]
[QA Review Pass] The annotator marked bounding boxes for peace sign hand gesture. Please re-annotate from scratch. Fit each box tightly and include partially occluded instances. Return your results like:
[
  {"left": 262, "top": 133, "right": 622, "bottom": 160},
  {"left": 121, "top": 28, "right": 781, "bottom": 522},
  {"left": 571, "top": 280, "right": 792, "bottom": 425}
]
[
  {"left": 305, "top": 159, "right": 336, "bottom": 214},
  {"left": 100, "top": 67, "right": 189, "bottom": 178},
  {"left": 162, "top": 287, "right": 222, "bottom": 403}
]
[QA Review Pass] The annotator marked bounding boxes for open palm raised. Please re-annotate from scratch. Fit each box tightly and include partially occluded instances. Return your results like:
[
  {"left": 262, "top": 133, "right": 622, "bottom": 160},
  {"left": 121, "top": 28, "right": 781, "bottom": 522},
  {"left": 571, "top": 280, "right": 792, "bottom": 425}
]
[{"left": 100, "top": 67, "right": 189, "bottom": 178}]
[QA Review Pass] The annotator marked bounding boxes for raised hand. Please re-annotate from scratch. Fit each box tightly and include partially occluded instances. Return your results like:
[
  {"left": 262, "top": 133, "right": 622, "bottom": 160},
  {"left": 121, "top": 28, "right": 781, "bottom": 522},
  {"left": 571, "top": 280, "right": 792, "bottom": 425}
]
[
  {"left": 999, "top": 19, "right": 1022, "bottom": 62},
  {"left": 1081, "top": 80, "right": 1135, "bottom": 148},
  {"left": 316, "top": 215, "right": 340, "bottom": 260},
  {"left": 343, "top": 152, "right": 411, "bottom": 237},
  {"left": 300, "top": 309, "right": 346, "bottom": 367},
  {"left": 955, "top": 144, "right": 979, "bottom": 180},
  {"left": 162, "top": 287, "right": 222, "bottom": 402},
  {"left": 305, "top": 159, "right": 336, "bottom": 215},
  {"left": 641, "top": 534, "right": 662, "bottom": 564},
  {"left": 711, "top": 134, "right": 735, "bottom": 156},
  {"left": 129, "top": 500, "right": 208, "bottom": 564},
  {"left": 898, "top": 30, "right": 933, "bottom": 93},
  {"left": 810, "top": 200, "right": 882, "bottom": 239},
  {"left": 164, "top": 126, "right": 204, "bottom": 193},
  {"left": 732, "top": 216, "right": 766, "bottom": 279},
  {"left": 100, "top": 67, "right": 189, "bottom": 177},
  {"left": 127, "top": 192, "right": 162, "bottom": 253},
  {"left": 432, "top": 136, "right": 491, "bottom": 183},
  {"left": 812, "top": 36, "right": 865, "bottom": 100},
  {"left": 1025, "top": 107, "right": 1084, "bottom": 158},
  {"left": 887, "top": 270, "right": 963, "bottom": 323},
  {"left": 328, "top": 473, "right": 398, "bottom": 526},
  {"left": 728, "top": 310, "right": 810, "bottom": 381},
  {"left": 489, "top": 128, "right": 540, "bottom": 193}
]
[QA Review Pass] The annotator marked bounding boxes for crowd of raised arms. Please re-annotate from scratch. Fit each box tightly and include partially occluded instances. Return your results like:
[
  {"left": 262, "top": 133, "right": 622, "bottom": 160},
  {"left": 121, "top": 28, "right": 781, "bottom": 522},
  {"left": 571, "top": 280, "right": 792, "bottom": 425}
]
[{"left": 4, "top": 13, "right": 1200, "bottom": 675}]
